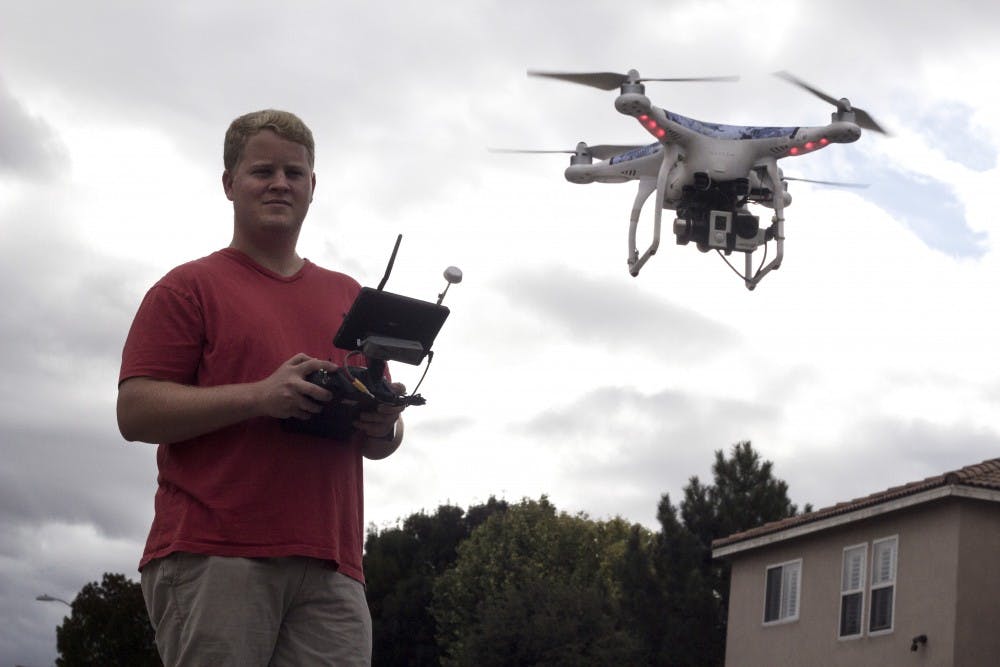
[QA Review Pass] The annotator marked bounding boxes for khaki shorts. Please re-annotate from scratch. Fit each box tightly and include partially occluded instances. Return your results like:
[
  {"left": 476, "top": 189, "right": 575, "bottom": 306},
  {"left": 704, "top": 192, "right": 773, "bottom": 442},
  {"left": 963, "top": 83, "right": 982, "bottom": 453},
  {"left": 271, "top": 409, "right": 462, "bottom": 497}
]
[{"left": 141, "top": 553, "right": 372, "bottom": 666}]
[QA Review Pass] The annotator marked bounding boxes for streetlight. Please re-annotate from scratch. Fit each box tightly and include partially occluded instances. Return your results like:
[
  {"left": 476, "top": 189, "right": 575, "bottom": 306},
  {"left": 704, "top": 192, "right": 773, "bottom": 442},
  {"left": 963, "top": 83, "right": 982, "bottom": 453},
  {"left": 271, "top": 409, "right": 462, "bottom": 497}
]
[{"left": 36, "top": 594, "right": 72, "bottom": 607}]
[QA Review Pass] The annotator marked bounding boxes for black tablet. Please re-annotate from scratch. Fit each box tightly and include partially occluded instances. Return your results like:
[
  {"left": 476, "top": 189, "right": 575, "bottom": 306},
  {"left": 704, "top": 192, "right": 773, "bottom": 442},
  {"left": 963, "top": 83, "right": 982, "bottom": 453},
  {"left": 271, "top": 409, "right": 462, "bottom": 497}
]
[{"left": 333, "top": 287, "right": 450, "bottom": 364}]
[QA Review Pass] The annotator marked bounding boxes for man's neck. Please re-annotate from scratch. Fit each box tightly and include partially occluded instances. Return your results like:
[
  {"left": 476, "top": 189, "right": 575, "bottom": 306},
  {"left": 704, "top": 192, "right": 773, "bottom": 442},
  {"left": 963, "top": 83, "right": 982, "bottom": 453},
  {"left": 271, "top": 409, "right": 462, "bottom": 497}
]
[{"left": 228, "top": 238, "right": 304, "bottom": 277}]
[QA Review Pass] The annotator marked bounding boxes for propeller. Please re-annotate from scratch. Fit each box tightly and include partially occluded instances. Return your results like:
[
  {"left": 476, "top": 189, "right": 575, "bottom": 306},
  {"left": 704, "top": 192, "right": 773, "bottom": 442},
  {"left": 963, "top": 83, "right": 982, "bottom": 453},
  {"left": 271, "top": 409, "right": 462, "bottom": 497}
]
[
  {"left": 489, "top": 142, "right": 646, "bottom": 161},
  {"left": 784, "top": 176, "right": 869, "bottom": 189},
  {"left": 774, "top": 71, "right": 888, "bottom": 135},
  {"left": 528, "top": 69, "right": 739, "bottom": 91}
]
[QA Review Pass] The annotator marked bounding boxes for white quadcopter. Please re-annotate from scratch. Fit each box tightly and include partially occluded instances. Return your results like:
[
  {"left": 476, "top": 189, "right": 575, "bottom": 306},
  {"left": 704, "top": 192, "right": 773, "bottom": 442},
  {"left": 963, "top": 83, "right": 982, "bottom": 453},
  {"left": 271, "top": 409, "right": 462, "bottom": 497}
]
[{"left": 496, "top": 70, "right": 887, "bottom": 289}]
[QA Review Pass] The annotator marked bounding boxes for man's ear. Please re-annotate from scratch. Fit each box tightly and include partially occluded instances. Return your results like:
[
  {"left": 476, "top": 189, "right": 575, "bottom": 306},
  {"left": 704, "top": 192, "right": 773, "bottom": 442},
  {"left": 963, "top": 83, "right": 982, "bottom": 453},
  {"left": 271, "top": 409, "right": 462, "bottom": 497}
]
[
  {"left": 310, "top": 172, "right": 316, "bottom": 203},
  {"left": 222, "top": 170, "right": 234, "bottom": 201}
]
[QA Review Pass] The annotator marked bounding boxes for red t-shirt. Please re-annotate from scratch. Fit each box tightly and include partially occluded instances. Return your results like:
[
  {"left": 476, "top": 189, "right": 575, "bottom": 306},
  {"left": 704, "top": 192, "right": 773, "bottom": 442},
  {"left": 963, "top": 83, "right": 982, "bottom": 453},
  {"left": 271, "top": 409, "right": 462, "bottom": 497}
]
[{"left": 120, "top": 248, "right": 368, "bottom": 582}]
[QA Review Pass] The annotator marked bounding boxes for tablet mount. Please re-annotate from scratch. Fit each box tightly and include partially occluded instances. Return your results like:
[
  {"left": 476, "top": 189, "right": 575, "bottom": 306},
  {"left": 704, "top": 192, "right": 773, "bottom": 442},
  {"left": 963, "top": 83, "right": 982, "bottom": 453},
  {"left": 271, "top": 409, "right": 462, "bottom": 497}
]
[{"left": 283, "top": 235, "right": 460, "bottom": 440}]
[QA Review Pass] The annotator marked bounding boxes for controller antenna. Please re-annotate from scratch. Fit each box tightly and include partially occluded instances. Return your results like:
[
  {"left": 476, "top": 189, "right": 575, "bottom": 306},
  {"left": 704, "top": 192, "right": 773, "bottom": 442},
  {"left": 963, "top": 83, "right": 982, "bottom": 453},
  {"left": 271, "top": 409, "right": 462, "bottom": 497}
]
[
  {"left": 437, "top": 266, "right": 463, "bottom": 305},
  {"left": 377, "top": 234, "right": 403, "bottom": 291}
]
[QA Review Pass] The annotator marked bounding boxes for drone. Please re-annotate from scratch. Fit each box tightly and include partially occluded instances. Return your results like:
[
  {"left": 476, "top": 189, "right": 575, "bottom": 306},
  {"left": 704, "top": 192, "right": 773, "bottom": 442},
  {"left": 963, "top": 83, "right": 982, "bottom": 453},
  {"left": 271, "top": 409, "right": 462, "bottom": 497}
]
[{"left": 495, "top": 70, "right": 887, "bottom": 289}]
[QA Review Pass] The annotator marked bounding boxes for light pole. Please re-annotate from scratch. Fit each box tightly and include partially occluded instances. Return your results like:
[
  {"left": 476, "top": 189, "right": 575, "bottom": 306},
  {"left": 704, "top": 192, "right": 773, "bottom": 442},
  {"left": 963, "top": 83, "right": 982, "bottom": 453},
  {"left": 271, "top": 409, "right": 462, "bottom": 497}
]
[{"left": 36, "top": 593, "right": 72, "bottom": 607}]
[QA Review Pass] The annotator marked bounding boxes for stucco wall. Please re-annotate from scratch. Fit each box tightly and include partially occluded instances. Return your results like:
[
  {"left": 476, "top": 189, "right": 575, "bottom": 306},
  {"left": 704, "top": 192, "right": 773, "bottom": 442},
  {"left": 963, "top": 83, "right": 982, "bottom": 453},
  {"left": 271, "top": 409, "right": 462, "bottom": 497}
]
[{"left": 953, "top": 499, "right": 1000, "bottom": 667}]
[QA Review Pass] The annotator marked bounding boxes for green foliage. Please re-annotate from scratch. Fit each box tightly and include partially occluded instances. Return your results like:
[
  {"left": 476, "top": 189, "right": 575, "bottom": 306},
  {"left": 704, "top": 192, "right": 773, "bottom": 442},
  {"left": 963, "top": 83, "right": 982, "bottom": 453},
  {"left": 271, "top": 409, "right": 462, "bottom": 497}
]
[
  {"left": 364, "top": 497, "right": 509, "bottom": 666},
  {"left": 431, "top": 497, "right": 644, "bottom": 666},
  {"left": 55, "top": 572, "right": 160, "bottom": 667},
  {"left": 361, "top": 442, "right": 803, "bottom": 667}
]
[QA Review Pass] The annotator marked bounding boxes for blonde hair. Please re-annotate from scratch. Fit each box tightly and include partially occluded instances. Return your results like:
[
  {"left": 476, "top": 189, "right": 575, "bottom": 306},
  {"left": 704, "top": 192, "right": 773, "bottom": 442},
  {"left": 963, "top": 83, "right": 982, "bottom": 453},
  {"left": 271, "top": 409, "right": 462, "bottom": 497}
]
[{"left": 223, "top": 109, "right": 315, "bottom": 170}]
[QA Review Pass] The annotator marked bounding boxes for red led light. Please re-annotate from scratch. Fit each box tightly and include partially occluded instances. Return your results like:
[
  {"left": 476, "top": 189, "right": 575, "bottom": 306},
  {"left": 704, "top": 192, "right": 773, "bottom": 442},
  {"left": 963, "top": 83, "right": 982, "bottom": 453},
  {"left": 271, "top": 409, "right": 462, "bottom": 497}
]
[
  {"left": 645, "top": 120, "right": 657, "bottom": 130},
  {"left": 804, "top": 141, "right": 815, "bottom": 150},
  {"left": 789, "top": 147, "right": 800, "bottom": 155},
  {"left": 656, "top": 128, "right": 666, "bottom": 138},
  {"left": 820, "top": 137, "right": 829, "bottom": 145},
  {"left": 638, "top": 114, "right": 649, "bottom": 122}
]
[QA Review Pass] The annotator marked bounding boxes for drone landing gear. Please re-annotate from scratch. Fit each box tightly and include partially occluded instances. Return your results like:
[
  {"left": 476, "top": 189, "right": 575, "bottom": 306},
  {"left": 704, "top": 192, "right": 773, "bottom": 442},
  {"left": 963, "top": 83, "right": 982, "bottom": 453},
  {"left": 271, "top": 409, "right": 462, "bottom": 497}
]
[
  {"left": 627, "top": 179, "right": 661, "bottom": 276},
  {"left": 740, "top": 214, "right": 783, "bottom": 290},
  {"left": 743, "top": 161, "right": 786, "bottom": 290},
  {"left": 627, "top": 145, "right": 678, "bottom": 277}
]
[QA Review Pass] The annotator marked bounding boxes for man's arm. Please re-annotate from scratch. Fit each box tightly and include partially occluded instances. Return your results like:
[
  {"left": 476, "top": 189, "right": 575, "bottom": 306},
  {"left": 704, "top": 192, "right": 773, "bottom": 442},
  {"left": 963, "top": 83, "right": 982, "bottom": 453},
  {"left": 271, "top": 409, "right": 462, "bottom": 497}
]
[
  {"left": 117, "top": 353, "right": 337, "bottom": 444},
  {"left": 354, "top": 382, "right": 407, "bottom": 460}
]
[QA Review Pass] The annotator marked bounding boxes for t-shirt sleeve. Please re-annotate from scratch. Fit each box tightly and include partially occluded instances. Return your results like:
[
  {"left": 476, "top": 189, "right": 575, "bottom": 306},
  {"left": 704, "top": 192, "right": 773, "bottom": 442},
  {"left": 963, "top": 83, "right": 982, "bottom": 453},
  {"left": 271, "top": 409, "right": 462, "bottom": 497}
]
[{"left": 119, "top": 281, "right": 205, "bottom": 386}]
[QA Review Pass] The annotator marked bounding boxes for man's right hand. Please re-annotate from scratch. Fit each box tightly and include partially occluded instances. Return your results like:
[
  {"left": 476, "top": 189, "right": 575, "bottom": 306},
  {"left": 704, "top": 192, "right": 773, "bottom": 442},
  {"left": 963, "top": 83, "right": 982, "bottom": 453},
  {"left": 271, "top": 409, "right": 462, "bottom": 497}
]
[{"left": 254, "top": 353, "right": 339, "bottom": 420}]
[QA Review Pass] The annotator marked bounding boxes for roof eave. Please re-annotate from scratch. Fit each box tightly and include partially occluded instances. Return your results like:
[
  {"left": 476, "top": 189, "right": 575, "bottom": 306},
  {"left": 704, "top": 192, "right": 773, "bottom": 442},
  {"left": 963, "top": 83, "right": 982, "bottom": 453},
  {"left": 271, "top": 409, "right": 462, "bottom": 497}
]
[{"left": 712, "top": 484, "right": 1000, "bottom": 559}]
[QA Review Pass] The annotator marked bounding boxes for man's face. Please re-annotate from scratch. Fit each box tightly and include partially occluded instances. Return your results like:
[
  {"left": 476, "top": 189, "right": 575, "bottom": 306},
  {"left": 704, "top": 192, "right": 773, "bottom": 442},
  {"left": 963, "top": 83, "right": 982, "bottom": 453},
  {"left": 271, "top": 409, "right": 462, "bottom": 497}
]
[{"left": 222, "top": 129, "right": 316, "bottom": 241}]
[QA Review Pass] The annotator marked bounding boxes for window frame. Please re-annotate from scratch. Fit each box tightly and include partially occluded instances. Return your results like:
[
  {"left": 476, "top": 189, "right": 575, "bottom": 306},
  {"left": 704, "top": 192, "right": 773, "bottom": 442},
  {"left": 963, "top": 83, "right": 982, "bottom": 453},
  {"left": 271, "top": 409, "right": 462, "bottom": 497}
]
[
  {"left": 837, "top": 543, "right": 867, "bottom": 639},
  {"left": 762, "top": 558, "right": 802, "bottom": 626},
  {"left": 868, "top": 535, "right": 898, "bottom": 635}
]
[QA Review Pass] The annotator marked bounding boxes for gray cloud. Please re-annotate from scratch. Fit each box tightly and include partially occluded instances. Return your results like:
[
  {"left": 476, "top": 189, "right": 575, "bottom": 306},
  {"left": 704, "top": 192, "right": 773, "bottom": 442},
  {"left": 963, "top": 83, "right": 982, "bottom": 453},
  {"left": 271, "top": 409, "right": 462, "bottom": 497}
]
[
  {"left": 515, "top": 384, "right": 780, "bottom": 527},
  {"left": 0, "top": 80, "right": 66, "bottom": 179},
  {"left": 498, "top": 266, "right": 738, "bottom": 360}
]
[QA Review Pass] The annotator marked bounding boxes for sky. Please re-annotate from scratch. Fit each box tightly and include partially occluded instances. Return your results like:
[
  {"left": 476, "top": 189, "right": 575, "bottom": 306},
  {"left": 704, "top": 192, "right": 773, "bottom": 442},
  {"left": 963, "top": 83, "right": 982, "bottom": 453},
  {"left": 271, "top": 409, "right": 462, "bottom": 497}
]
[{"left": 2, "top": 0, "right": 999, "bottom": 663}]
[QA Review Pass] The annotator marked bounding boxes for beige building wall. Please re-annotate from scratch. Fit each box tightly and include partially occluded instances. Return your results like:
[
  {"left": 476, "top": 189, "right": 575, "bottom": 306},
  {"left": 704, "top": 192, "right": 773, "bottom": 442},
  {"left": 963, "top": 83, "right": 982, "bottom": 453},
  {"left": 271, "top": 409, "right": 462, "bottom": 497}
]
[
  {"left": 723, "top": 499, "right": 965, "bottom": 667},
  {"left": 953, "top": 499, "right": 1000, "bottom": 667}
]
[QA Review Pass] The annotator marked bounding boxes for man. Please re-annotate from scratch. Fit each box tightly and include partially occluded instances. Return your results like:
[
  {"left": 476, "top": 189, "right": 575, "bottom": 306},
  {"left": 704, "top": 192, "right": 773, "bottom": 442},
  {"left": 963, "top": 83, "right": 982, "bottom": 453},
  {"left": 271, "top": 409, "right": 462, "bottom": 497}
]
[{"left": 117, "top": 110, "right": 404, "bottom": 666}]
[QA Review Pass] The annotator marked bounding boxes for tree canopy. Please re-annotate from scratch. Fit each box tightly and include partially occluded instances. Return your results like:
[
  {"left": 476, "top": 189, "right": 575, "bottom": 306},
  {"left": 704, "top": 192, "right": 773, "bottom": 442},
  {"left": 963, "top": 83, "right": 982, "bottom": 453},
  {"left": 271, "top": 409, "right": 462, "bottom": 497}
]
[{"left": 55, "top": 572, "right": 160, "bottom": 667}]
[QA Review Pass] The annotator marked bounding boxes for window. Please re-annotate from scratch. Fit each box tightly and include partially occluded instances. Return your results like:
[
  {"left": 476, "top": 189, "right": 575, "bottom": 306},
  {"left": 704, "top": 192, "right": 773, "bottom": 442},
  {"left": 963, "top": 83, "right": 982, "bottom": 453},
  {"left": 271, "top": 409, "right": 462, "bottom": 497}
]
[
  {"left": 764, "top": 560, "right": 801, "bottom": 623},
  {"left": 869, "top": 537, "right": 897, "bottom": 633},
  {"left": 839, "top": 544, "right": 867, "bottom": 638}
]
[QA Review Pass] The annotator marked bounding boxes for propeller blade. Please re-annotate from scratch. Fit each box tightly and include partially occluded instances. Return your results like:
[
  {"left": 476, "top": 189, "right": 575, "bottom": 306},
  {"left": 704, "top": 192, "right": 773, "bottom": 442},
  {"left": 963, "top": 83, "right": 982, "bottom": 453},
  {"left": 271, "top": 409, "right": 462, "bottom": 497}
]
[
  {"left": 852, "top": 108, "right": 888, "bottom": 135},
  {"left": 784, "top": 176, "right": 869, "bottom": 189},
  {"left": 528, "top": 70, "right": 739, "bottom": 90},
  {"left": 528, "top": 70, "right": 629, "bottom": 90},
  {"left": 488, "top": 148, "right": 575, "bottom": 154},
  {"left": 489, "top": 144, "right": 647, "bottom": 160},
  {"left": 642, "top": 75, "right": 740, "bottom": 83},
  {"left": 774, "top": 71, "right": 888, "bottom": 135},
  {"left": 774, "top": 71, "right": 843, "bottom": 109}
]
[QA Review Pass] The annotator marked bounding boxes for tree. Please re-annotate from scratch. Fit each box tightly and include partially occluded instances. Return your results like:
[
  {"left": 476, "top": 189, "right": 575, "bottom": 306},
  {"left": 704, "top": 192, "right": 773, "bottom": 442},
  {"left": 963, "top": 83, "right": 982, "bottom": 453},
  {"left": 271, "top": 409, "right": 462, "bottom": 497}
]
[
  {"left": 681, "top": 441, "right": 808, "bottom": 615},
  {"left": 619, "top": 441, "right": 806, "bottom": 667},
  {"left": 364, "top": 497, "right": 509, "bottom": 666},
  {"left": 55, "top": 572, "right": 161, "bottom": 667},
  {"left": 432, "top": 497, "right": 644, "bottom": 666}
]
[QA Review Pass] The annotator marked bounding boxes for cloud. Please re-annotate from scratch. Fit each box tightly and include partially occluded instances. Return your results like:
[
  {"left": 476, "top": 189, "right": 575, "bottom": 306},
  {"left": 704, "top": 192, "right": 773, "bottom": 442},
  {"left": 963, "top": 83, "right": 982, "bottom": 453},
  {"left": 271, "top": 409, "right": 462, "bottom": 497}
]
[
  {"left": 780, "top": 417, "right": 1000, "bottom": 511},
  {"left": 497, "top": 265, "right": 738, "bottom": 360},
  {"left": 513, "top": 384, "right": 780, "bottom": 527},
  {"left": 0, "top": 80, "right": 66, "bottom": 179}
]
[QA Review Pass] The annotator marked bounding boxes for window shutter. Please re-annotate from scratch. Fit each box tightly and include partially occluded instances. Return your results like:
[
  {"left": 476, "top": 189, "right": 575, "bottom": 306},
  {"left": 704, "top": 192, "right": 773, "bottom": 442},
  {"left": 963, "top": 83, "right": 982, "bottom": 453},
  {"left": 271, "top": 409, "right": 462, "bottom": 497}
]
[
  {"left": 842, "top": 546, "right": 865, "bottom": 591},
  {"left": 782, "top": 561, "right": 800, "bottom": 619},
  {"left": 872, "top": 538, "right": 896, "bottom": 585}
]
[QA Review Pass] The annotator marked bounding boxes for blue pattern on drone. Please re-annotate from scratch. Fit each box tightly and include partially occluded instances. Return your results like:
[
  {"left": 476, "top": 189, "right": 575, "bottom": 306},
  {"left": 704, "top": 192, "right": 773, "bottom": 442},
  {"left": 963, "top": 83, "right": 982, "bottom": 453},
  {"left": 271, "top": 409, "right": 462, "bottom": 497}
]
[{"left": 665, "top": 111, "right": 797, "bottom": 140}]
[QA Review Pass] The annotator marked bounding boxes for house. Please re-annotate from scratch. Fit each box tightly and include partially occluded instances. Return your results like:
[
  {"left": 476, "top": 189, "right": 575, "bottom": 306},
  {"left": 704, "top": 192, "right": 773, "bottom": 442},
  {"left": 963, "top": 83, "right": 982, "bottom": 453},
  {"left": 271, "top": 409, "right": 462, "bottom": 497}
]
[{"left": 712, "top": 457, "right": 1000, "bottom": 667}]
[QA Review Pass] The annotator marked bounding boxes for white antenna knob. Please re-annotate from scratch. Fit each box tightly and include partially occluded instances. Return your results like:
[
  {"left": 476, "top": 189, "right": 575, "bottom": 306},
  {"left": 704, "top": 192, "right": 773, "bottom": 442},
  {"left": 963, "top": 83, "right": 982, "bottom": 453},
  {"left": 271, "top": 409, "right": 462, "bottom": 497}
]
[{"left": 437, "top": 266, "right": 463, "bottom": 304}]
